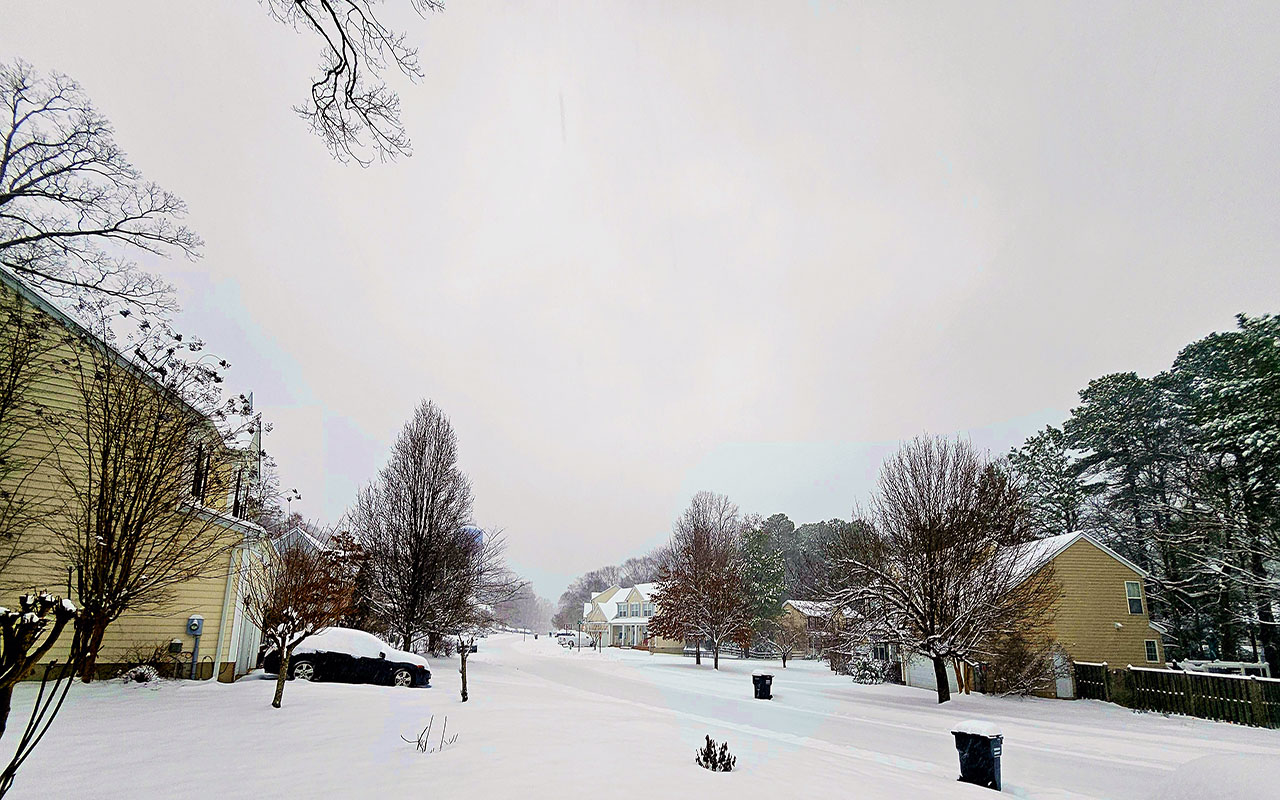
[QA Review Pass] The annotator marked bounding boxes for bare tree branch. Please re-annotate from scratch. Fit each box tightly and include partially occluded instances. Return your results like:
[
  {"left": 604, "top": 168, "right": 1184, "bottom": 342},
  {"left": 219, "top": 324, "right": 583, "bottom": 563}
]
[
  {"left": 262, "top": 1, "right": 444, "bottom": 165},
  {"left": 0, "top": 61, "right": 200, "bottom": 311}
]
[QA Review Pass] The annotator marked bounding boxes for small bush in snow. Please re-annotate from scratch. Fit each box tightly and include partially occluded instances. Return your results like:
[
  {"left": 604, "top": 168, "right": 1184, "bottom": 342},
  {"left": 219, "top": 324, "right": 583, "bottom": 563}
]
[
  {"left": 120, "top": 665, "right": 162, "bottom": 684},
  {"left": 695, "top": 735, "right": 735, "bottom": 772}
]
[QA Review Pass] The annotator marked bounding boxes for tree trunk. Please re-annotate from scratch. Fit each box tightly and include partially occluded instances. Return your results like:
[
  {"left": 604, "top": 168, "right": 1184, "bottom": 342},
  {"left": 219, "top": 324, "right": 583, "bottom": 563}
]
[
  {"left": 1248, "top": 543, "right": 1280, "bottom": 675},
  {"left": 78, "top": 619, "right": 108, "bottom": 683},
  {"left": 713, "top": 642, "right": 720, "bottom": 670},
  {"left": 459, "top": 637, "right": 469, "bottom": 703},
  {"left": 781, "top": 651, "right": 788, "bottom": 669},
  {"left": 932, "top": 656, "right": 951, "bottom": 704},
  {"left": 0, "top": 685, "right": 11, "bottom": 740},
  {"left": 272, "top": 649, "right": 290, "bottom": 709},
  {"left": 952, "top": 659, "right": 970, "bottom": 695},
  {"left": 695, "top": 641, "right": 701, "bottom": 665}
]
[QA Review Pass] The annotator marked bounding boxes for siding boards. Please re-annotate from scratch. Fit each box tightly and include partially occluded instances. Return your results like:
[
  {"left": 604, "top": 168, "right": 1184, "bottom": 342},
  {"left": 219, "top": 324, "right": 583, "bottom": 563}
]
[{"left": 1046, "top": 540, "right": 1163, "bottom": 667}]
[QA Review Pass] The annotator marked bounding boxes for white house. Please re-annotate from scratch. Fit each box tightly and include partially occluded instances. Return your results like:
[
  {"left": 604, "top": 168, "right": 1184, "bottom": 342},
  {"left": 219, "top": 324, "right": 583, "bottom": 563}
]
[{"left": 582, "top": 583, "right": 659, "bottom": 648}]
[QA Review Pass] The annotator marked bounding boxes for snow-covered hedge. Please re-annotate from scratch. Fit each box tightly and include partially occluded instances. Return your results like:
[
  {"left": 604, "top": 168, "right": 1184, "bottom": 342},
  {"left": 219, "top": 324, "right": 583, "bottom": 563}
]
[{"left": 848, "top": 656, "right": 887, "bottom": 684}]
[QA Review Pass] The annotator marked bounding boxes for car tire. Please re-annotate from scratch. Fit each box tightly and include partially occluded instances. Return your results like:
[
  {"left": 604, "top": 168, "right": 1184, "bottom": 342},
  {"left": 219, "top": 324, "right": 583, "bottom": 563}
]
[
  {"left": 291, "top": 659, "right": 318, "bottom": 682},
  {"left": 393, "top": 668, "right": 414, "bottom": 687}
]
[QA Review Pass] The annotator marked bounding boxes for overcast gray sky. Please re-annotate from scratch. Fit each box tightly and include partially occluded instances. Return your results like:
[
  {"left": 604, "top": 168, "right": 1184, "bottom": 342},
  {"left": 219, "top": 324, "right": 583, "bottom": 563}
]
[{"left": 5, "top": 1, "right": 1278, "bottom": 600}]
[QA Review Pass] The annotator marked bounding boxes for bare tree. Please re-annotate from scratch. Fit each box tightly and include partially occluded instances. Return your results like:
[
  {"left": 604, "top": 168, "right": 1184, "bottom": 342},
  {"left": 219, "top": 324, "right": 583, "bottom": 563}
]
[
  {"left": 821, "top": 437, "right": 1060, "bottom": 703},
  {"left": 46, "top": 314, "right": 253, "bottom": 679},
  {"left": 241, "top": 540, "right": 354, "bottom": 708},
  {"left": 438, "top": 530, "right": 523, "bottom": 702},
  {"left": 0, "top": 61, "right": 200, "bottom": 311},
  {"left": 764, "top": 612, "right": 808, "bottom": 668},
  {"left": 261, "top": 1, "right": 445, "bottom": 165},
  {"left": 649, "top": 492, "right": 752, "bottom": 669},
  {"left": 495, "top": 584, "right": 552, "bottom": 635},
  {"left": 348, "top": 399, "right": 473, "bottom": 653}
]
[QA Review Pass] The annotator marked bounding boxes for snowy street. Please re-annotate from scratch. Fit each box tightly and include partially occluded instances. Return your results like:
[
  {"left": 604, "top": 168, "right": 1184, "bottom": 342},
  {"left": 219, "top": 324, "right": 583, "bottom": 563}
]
[{"left": 8, "top": 634, "right": 1278, "bottom": 800}]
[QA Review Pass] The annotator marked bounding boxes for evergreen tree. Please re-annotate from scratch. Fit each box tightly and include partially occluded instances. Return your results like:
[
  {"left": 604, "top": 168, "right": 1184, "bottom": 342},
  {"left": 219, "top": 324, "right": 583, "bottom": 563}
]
[
  {"left": 1167, "top": 314, "right": 1280, "bottom": 671},
  {"left": 1008, "top": 425, "right": 1095, "bottom": 536},
  {"left": 739, "top": 522, "right": 786, "bottom": 652}
]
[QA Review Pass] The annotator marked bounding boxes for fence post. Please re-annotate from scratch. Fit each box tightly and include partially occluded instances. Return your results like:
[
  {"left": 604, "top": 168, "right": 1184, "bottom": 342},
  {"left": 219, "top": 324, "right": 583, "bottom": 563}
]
[
  {"left": 1247, "top": 677, "right": 1269, "bottom": 728},
  {"left": 1183, "top": 671, "right": 1197, "bottom": 719},
  {"left": 1101, "top": 662, "right": 1110, "bottom": 703}
]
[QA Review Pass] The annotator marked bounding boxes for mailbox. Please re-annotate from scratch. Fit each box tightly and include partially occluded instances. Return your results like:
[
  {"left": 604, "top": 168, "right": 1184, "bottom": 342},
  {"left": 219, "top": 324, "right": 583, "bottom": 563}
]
[
  {"left": 186, "top": 615, "right": 204, "bottom": 636},
  {"left": 168, "top": 639, "right": 183, "bottom": 654}
]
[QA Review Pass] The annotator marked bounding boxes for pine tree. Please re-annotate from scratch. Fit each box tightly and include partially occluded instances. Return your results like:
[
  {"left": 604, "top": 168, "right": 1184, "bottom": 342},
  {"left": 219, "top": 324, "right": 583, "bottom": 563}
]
[
  {"left": 1008, "top": 425, "right": 1095, "bottom": 536},
  {"left": 1168, "top": 314, "right": 1280, "bottom": 671},
  {"left": 740, "top": 522, "right": 786, "bottom": 654}
]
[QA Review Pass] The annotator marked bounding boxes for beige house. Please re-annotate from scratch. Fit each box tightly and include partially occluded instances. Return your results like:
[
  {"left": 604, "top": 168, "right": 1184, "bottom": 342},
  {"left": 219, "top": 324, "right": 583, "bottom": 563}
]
[
  {"left": 781, "top": 600, "right": 843, "bottom": 658},
  {"left": 0, "top": 268, "right": 269, "bottom": 682},
  {"left": 581, "top": 584, "right": 685, "bottom": 654},
  {"left": 902, "top": 531, "right": 1166, "bottom": 698}
]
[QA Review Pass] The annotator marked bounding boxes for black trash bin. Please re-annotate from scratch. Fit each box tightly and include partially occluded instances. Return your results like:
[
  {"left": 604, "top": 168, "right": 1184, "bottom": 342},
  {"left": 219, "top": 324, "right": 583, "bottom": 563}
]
[
  {"left": 952, "top": 721, "right": 1002, "bottom": 791},
  {"left": 751, "top": 671, "right": 773, "bottom": 700}
]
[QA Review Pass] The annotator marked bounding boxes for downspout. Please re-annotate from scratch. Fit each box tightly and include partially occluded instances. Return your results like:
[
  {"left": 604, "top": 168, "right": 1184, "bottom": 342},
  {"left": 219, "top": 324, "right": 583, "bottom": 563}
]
[{"left": 210, "top": 543, "right": 242, "bottom": 681}]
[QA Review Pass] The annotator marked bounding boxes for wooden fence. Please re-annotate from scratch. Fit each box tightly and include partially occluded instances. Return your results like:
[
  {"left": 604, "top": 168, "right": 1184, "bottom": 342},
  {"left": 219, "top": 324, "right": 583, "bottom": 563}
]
[
  {"left": 1074, "top": 661, "right": 1109, "bottom": 701},
  {"left": 1073, "top": 661, "right": 1280, "bottom": 728}
]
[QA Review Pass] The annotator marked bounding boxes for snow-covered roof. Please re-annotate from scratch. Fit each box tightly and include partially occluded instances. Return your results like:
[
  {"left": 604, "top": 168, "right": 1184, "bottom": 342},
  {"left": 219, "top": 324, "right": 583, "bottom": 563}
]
[
  {"left": 1008, "top": 531, "right": 1150, "bottom": 580},
  {"left": 184, "top": 501, "right": 267, "bottom": 540},
  {"left": 584, "top": 584, "right": 659, "bottom": 623},
  {"left": 275, "top": 525, "right": 329, "bottom": 553},
  {"left": 785, "top": 599, "right": 835, "bottom": 618}
]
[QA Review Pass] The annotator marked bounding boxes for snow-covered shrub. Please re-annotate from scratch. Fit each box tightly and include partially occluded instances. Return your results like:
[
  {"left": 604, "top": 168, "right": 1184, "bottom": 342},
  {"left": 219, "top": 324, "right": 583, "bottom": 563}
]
[
  {"left": 848, "top": 656, "right": 886, "bottom": 684},
  {"left": 120, "top": 665, "right": 162, "bottom": 684},
  {"left": 695, "top": 735, "right": 736, "bottom": 772},
  {"left": 115, "top": 641, "right": 179, "bottom": 679},
  {"left": 981, "top": 637, "right": 1067, "bottom": 697}
]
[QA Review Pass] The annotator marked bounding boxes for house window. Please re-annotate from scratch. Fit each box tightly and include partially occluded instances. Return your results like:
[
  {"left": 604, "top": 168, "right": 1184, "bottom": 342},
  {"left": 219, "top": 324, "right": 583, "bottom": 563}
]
[
  {"left": 616, "top": 602, "right": 627, "bottom": 617},
  {"left": 872, "top": 643, "right": 889, "bottom": 662},
  {"left": 630, "top": 602, "right": 640, "bottom": 617},
  {"left": 642, "top": 602, "right": 654, "bottom": 617},
  {"left": 1125, "top": 581, "right": 1144, "bottom": 615},
  {"left": 1145, "top": 640, "right": 1159, "bottom": 662}
]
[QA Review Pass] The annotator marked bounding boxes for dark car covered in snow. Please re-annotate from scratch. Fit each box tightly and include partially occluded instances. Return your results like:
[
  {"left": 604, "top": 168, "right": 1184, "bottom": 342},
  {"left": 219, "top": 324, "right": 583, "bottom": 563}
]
[{"left": 263, "top": 627, "right": 431, "bottom": 688}]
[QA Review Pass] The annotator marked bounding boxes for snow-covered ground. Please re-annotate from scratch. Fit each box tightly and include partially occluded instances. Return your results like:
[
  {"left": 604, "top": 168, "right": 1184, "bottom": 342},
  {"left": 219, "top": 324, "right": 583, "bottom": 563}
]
[{"left": 5, "top": 634, "right": 1278, "bottom": 799}]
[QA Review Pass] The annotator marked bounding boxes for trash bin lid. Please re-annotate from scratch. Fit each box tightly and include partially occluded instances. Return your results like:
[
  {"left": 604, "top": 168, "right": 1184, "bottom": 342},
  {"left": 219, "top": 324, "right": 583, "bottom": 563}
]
[
  {"left": 751, "top": 670, "right": 773, "bottom": 677},
  {"left": 952, "top": 720, "right": 1003, "bottom": 738}
]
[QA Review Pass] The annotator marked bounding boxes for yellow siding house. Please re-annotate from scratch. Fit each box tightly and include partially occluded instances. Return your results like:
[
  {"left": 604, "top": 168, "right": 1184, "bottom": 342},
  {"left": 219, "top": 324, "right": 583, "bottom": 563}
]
[{"left": 0, "top": 268, "right": 268, "bottom": 682}]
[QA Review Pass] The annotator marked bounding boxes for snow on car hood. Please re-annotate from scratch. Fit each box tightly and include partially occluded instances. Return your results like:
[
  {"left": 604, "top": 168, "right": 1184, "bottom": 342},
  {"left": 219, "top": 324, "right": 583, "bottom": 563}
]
[{"left": 294, "top": 627, "right": 430, "bottom": 667}]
